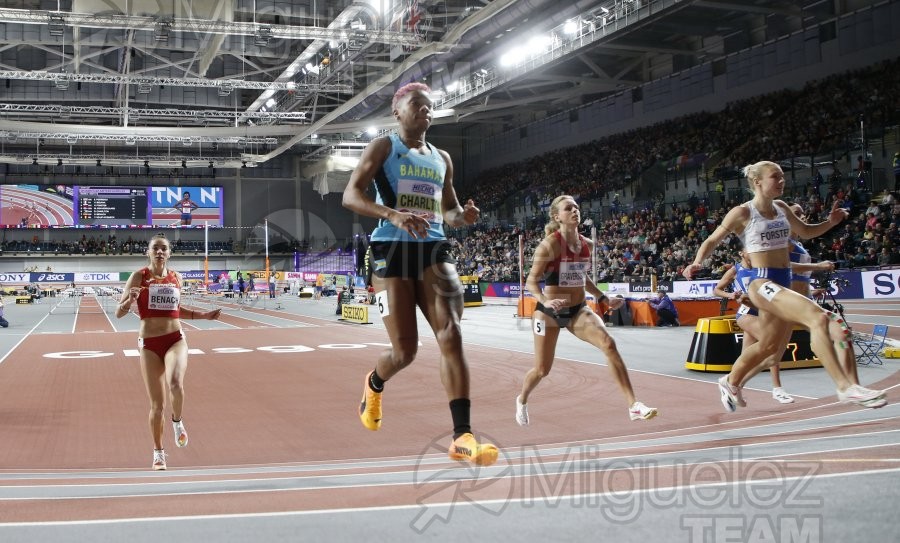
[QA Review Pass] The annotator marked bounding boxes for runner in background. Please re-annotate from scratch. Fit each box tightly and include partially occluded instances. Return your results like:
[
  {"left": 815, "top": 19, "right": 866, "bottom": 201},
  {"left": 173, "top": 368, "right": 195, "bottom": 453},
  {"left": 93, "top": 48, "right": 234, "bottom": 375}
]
[{"left": 116, "top": 233, "right": 221, "bottom": 470}]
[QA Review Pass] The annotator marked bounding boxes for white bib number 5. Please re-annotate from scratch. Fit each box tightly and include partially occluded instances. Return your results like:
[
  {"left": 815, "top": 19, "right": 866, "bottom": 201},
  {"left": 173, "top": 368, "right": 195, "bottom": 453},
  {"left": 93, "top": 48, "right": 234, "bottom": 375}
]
[{"left": 533, "top": 315, "right": 546, "bottom": 336}]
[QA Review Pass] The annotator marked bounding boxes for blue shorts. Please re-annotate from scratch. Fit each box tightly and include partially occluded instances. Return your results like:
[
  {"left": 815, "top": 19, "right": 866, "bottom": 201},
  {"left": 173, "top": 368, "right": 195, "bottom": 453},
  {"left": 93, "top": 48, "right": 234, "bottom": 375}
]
[
  {"left": 745, "top": 267, "right": 792, "bottom": 288},
  {"left": 734, "top": 266, "right": 756, "bottom": 293},
  {"left": 181, "top": 213, "right": 192, "bottom": 222}
]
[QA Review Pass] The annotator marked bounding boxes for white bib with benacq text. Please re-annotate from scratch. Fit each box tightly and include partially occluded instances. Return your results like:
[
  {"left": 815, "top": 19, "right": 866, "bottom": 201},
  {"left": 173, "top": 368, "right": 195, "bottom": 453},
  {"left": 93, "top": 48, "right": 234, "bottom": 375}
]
[
  {"left": 148, "top": 284, "right": 180, "bottom": 311},
  {"left": 558, "top": 261, "right": 588, "bottom": 287}
]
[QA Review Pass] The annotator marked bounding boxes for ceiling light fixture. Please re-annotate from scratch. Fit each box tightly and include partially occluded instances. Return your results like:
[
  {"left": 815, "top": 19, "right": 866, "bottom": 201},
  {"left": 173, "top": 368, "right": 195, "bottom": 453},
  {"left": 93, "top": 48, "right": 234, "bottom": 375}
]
[
  {"left": 48, "top": 14, "right": 65, "bottom": 37},
  {"left": 254, "top": 26, "right": 273, "bottom": 47},
  {"left": 154, "top": 21, "right": 171, "bottom": 42},
  {"left": 54, "top": 73, "right": 71, "bottom": 91}
]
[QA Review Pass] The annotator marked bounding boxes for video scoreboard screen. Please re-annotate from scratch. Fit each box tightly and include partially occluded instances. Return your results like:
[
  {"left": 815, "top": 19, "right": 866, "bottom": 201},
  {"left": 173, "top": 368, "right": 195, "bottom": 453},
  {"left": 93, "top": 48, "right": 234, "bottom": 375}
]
[
  {"left": 0, "top": 184, "right": 224, "bottom": 227},
  {"left": 76, "top": 186, "right": 149, "bottom": 226},
  {"left": 0, "top": 184, "right": 75, "bottom": 226},
  {"left": 150, "top": 186, "right": 224, "bottom": 227}
]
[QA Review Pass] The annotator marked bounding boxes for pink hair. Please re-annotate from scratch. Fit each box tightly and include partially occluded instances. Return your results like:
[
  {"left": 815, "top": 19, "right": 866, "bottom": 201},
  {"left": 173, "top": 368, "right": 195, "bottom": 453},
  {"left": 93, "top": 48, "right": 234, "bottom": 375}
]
[{"left": 392, "top": 82, "right": 431, "bottom": 111}]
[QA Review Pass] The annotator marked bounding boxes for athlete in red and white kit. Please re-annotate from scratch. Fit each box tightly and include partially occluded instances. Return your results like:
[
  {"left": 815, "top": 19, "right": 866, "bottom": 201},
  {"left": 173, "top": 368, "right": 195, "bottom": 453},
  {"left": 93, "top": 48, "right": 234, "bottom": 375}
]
[
  {"left": 116, "top": 233, "right": 220, "bottom": 470},
  {"left": 515, "top": 195, "right": 658, "bottom": 426}
]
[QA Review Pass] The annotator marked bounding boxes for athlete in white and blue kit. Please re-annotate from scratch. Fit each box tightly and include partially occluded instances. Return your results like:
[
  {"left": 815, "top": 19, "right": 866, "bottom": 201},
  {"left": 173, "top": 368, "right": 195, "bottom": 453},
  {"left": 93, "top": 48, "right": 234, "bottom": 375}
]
[
  {"left": 342, "top": 82, "right": 498, "bottom": 466},
  {"left": 714, "top": 252, "right": 793, "bottom": 404},
  {"left": 685, "top": 160, "right": 886, "bottom": 412}
]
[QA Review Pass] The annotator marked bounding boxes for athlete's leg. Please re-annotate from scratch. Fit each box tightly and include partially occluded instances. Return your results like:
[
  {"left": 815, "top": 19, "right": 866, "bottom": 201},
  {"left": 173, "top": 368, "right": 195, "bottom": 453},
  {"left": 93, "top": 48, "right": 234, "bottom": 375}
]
[
  {"left": 371, "top": 274, "right": 419, "bottom": 382},
  {"left": 747, "top": 283, "right": 853, "bottom": 390},
  {"left": 417, "top": 262, "right": 498, "bottom": 465},
  {"left": 519, "top": 308, "right": 562, "bottom": 404},
  {"left": 164, "top": 337, "right": 188, "bottom": 422},
  {"left": 417, "top": 262, "right": 468, "bottom": 399},
  {"left": 139, "top": 349, "right": 167, "bottom": 450},
  {"left": 568, "top": 308, "right": 636, "bottom": 406}
]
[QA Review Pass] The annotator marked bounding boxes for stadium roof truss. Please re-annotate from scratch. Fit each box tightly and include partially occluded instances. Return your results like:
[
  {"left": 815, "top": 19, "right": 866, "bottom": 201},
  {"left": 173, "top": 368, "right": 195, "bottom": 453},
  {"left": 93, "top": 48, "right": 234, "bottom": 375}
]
[{"left": 0, "top": 0, "right": 859, "bottom": 168}]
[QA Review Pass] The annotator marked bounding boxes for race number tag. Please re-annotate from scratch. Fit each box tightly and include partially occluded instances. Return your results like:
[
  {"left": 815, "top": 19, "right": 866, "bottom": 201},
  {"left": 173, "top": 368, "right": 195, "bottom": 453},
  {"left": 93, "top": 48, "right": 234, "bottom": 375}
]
[
  {"left": 148, "top": 284, "right": 180, "bottom": 311},
  {"left": 396, "top": 179, "right": 443, "bottom": 224},
  {"left": 757, "top": 281, "right": 783, "bottom": 302},
  {"left": 557, "top": 261, "right": 588, "bottom": 287},
  {"left": 736, "top": 304, "right": 752, "bottom": 317},
  {"left": 375, "top": 290, "right": 390, "bottom": 317},
  {"left": 533, "top": 314, "right": 546, "bottom": 336}
]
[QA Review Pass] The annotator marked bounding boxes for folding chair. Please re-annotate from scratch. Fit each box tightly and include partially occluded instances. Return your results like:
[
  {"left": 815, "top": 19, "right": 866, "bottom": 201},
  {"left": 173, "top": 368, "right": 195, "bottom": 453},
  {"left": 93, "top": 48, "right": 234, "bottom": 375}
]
[{"left": 855, "top": 324, "right": 888, "bottom": 366}]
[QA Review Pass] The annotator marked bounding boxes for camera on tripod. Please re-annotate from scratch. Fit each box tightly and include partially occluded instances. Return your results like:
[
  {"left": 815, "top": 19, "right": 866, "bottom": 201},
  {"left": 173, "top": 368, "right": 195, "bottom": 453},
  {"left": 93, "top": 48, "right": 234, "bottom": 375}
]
[
  {"left": 811, "top": 269, "right": 849, "bottom": 317},
  {"left": 812, "top": 269, "right": 851, "bottom": 291}
]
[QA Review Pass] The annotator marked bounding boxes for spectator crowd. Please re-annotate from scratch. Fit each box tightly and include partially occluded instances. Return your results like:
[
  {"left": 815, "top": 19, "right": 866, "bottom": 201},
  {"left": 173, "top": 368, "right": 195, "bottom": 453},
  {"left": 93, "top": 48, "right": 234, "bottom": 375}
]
[{"left": 448, "top": 57, "right": 899, "bottom": 284}]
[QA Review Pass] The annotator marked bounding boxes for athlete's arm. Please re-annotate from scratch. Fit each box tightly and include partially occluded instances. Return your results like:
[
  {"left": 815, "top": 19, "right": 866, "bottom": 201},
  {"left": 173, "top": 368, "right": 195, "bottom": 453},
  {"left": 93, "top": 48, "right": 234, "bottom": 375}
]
[
  {"left": 684, "top": 206, "right": 748, "bottom": 279},
  {"left": 778, "top": 199, "right": 847, "bottom": 240},
  {"left": 438, "top": 149, "right": 478, "bottom": 228},
  {"left": 116, "top": 272, "right": 141, "bottom": 318},
  {"left": 713, "top": 266, "right": 737, "bottom": 299},
  {"left": 527, "top": 238, "right": 563, "bottom": 312}
]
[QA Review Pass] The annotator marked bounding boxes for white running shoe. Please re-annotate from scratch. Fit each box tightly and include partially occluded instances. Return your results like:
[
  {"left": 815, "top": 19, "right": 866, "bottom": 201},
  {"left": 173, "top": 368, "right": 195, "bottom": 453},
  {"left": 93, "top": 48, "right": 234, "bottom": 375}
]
[
  {"left": 629, "top": 401, "right": 658, "bottom": 421},
  {"left": 837, "top": 384, "right": 888, "bottom": 408},
  {"left": 152, "top": 449, "right": 167, "bottom": 471},
  {"left": 718, "top": 375, "right": 739, "bottom": 413},
  {"left": 173, "top": 419, "right": 188, "bottom": 448},
  {"left": 772, "top": 387, "right": 794, "bottom": 404},
  {"left": 515, "top": 395, "right": 529, "bottom": 426}
]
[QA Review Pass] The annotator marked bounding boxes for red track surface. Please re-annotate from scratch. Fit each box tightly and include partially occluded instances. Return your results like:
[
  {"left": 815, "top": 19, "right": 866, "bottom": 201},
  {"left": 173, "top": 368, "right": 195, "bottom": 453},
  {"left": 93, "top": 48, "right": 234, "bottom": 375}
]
[{"left": 0, "top": 299, "right": 897, "bottom": 525}]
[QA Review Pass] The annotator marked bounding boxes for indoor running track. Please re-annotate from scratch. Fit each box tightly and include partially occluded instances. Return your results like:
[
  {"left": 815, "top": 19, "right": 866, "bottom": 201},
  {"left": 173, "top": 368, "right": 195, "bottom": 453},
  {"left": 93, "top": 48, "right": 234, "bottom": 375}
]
[{"left": 0, "top": 295, "right": 897, "bottom": 542}]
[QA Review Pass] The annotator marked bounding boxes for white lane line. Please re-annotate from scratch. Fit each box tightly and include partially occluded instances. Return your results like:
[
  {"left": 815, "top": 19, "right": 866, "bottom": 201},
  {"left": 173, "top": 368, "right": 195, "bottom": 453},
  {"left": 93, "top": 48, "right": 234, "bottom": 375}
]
[
  {"left": 0, "top": 311, "right": 54, "bottom": 366},
  {"left": 101, "top": 297, "right": 118, "bottom": 333},
  {"left": 0, "top": 468, "right": 900, "bottom": 528},
  {"left": 3, "top": 415, "right": 897, "bottom": 488},
  {"left": 70, "top": 297, "right": 79, "bottom": 334},
  {"left": 2, "top": 435, "right": 898, "bottom": 501}
]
